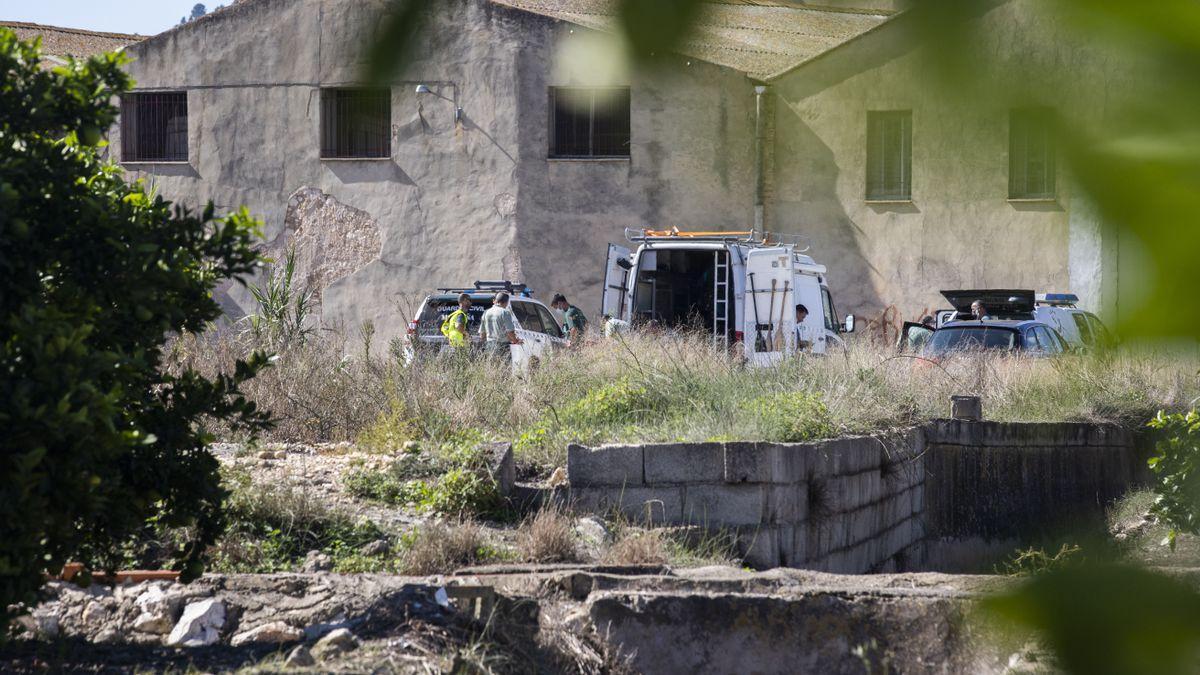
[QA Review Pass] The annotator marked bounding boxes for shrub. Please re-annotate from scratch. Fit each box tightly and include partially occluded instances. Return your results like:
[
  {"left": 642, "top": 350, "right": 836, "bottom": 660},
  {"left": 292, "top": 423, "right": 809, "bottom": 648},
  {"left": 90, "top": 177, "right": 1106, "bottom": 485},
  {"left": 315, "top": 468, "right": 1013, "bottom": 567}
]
[
  {"left": 425, "top": 468, "right": 502, "bottom": 518},
  {"left": 344, "top": 468, "right": 431, "bottom": 506},
  {"left": 0, "top": 31, "right": 268, "bottom": 617},
  {"left": 603, "top": 529, "right": 669, "bottom": 566},
  {"left": 211, "top": 468, "right": 382, "bottom": 572},
  {"left": 744, "top": 392, "right": 837, "bottom": 442},
  {"left": 1147, "top": 409, "right": 1200, "bottom": 547},
  {"left": 400, "top": 521, "right": 500, "bottom": 575},
  {"left": 516, "top": 507, "right": 579, "bottom": 563}
]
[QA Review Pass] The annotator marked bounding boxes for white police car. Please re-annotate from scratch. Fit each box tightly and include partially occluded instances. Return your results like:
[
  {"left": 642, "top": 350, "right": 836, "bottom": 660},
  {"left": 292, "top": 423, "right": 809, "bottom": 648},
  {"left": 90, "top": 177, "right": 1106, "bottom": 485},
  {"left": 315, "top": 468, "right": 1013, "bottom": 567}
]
[
  {"left": 1032, "top": 293, "right": 1112, "bottom": 351},
  {"left": 405, "top": 281, "right": 567, "bottom": 370}
]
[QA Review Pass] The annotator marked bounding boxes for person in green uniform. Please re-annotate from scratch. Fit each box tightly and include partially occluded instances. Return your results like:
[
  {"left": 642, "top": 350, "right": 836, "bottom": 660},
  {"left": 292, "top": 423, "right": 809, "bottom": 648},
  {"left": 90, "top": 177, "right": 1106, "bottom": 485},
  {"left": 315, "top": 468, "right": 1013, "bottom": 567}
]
[
  {"left": 552, "top": 294, "right": 588, "bottom": 346},
  {"left": 478, "top": 291, "right": 522, "bottom": 360}
]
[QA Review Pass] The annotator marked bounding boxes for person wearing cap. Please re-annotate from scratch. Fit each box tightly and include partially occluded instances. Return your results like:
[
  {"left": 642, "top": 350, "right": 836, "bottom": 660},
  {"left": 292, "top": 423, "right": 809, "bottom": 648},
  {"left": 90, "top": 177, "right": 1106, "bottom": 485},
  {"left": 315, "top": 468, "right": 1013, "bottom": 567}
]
[
  {"left": 478, "top": 291, "right": 522, "bottom": 360},
  {"left": 551, "top": 293, "right": 589, "bottom": 346}
]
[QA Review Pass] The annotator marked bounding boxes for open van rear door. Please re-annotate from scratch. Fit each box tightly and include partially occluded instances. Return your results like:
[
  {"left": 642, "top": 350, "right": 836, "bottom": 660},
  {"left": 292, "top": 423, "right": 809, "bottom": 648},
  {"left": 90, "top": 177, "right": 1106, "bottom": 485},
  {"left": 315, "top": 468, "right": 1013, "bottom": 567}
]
[
  {"left": 601, "top": 244, "right": 632, "bottom": 321},
  {"left": 743, "top": 246, "right": 794, "bottom": 366}
]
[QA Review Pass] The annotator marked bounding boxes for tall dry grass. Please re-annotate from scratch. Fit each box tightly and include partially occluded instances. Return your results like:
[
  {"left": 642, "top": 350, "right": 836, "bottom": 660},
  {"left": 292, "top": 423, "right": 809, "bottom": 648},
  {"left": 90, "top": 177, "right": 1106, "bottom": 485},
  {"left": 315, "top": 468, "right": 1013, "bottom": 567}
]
[{"left": 169, "top": 328, "right": 1200, "bottom": 470}]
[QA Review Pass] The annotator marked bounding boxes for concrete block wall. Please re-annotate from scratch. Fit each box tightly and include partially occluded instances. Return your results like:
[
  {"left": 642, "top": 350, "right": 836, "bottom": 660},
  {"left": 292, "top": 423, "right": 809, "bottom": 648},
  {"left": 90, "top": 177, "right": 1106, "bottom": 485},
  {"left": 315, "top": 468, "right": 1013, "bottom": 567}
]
[
  {"left": 568, "top": 430, "right": 926, "bottom": 571},
  {"left": 568, "top": 421, "right": 1149, "bottom": 573},
  {"left": 922, "top": 420, "right": 1151, "bottom": 541}
]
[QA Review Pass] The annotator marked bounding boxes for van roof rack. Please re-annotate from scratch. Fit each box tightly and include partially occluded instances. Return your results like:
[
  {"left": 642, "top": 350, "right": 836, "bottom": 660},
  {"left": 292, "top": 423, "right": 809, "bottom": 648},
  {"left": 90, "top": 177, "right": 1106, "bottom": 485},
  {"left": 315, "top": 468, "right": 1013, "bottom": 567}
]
[
  {"left": 437, "top": 280, "right": 533, "bottom": 297},
  {"left": 624, "top": 227, "right": 809, "bottom": 251}
]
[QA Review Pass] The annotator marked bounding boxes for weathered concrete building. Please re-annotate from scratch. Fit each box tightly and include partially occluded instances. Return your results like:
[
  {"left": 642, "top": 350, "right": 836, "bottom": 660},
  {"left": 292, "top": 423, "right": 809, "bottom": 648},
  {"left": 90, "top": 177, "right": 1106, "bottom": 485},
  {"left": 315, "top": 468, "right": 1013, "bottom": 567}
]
[
  {"left": 106, "top": 0, "right": 892, "bottom": 340},
  {"left": 108, "top": 0, "right": 1126, "bottom": 340},
  {"left": 766, "top": 0, "right": 1135, "bottom": 325}
]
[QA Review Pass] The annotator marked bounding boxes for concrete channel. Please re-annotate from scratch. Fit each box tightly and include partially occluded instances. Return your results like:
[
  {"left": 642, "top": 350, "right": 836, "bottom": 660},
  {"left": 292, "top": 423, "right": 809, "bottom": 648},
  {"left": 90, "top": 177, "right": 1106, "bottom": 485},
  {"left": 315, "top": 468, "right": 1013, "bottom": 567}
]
[{"left": 567, "top": 420, "right": 1152, "bottom": 573}]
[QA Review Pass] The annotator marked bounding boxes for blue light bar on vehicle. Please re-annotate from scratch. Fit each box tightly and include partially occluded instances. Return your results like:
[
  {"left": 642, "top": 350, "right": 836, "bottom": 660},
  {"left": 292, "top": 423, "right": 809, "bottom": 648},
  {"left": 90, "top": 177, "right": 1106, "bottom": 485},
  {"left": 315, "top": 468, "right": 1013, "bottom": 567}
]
[{"left": 1036, "top": 293, "right": 1079, "bottom": 306}]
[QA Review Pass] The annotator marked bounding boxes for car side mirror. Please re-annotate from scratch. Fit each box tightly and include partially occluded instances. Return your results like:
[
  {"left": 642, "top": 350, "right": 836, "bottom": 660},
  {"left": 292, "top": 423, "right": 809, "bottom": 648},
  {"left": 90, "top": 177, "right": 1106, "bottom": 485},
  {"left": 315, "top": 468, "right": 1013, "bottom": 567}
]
[{"left": 843, "top": 314, "right": 856, "bottom": 333}]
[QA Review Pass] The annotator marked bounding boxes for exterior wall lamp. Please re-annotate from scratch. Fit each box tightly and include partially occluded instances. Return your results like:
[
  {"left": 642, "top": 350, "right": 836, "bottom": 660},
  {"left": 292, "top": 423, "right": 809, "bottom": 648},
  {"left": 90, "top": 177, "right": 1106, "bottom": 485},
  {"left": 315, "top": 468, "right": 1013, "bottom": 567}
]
[{"left": 414, "top": 83, "right": 463, "bottom": 123}]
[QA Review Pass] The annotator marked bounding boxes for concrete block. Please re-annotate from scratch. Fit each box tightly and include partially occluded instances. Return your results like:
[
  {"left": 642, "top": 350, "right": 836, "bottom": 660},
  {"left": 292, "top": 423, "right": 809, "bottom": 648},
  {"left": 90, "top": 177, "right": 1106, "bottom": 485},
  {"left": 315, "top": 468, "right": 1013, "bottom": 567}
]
[
  {"left": 827, "top": 470, "right": 883, "bottom": 513},
  {"left": 481, "top": 442, "right": 514, "bottom": 497},
  {"left": 817, "top": 549, "right": 845, "bottom": 574},
  {"left": 878, "top": 491, "right": 909, "bottom": 528},
  {"left": 805, "top": 519, "right": 848, "bottom": 560},
  {"left": 723, "top": 442, "right": 807, "bottom": 484},
  {"left": 818, "top": 436, "right": 881, "bottom": 476},
  {"left": 825, "top": 542, "right": 873, "bottom": 574},
  {"left": 848, "top": 505, "right": 882, "bottom": 545},
  {"left": 567, "top": 444, "right": 643, "bottom": 488},
  {"left": 784, "top": 524, "right": 808, "bottom": 566},
  {"left": 724, "top": 442, "right": 772, "bottom": 483},
  {"left": 683, "top": 484, "right": 766, "bottom": 527},
  {"left": 892, "top": 514, "right": 916, "bottom": 557},
  {"left": 924, "top": 419, "right": 982, "bottom": 447},
  {"left": 644, "top": 442, "right": 723, "bottom": 484},
  {"left": 880, "top": 428, "right": 924, "bottom": 463},
  {"left": 765, "top": 484, "right": 807, "bottom": 525},
  {"left": 736, "top": 526, "right": 781, "bottom": 569},
  {"left": 571, "top": 486, "right": 683, "bottom": 524},
  {"left": 910, "top": 483, "right": 925, "bottom": 514},
  {"left": 980, "top": 422, "right": 1086, "bottom": 448},
  {"left": 1086, "top": 423, "right": 1133, "bottom": 448},
  {"left": 774, "top": 525, "right": 798, "bottom": 567},
  {"left": 884, "top": 459, "right": 924, "bottom": 493}
]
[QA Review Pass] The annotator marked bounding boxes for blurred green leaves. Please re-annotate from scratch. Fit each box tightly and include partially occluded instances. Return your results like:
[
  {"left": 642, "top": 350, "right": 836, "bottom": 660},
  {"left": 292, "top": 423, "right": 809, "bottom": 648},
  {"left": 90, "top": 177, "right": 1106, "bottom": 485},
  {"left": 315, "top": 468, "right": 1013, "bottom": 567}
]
[
  {"left": 366, "top": 0, "right": 710, "bottom": 85},
  {"left": 981, "top": 564, "right": 1200, "bottom": 675},
  {"left": 366, "top": 0, "right": 429, "bottom": 84},
  {"left": 614, "top": 0, "right": 706, "bottom": 62},
  {"left": 906, "top": 0, "right": 1200, "bottom": 341}
]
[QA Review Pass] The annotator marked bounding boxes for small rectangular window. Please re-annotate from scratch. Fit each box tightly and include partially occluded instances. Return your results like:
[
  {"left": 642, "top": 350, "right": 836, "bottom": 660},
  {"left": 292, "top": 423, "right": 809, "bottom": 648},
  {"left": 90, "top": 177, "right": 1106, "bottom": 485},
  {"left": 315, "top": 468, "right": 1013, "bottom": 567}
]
[
  {"left": 320, "top": 88, "right": 391, "bottom": 159},
  {"left": 121, "top": 92, "right": 189, "bottom": 162},
  {"left": 1009, "top": 107, "right": 1056, "bottom": 199},
  {"left": 550, "top": 87, "right": 631, "bottom": 158},
  {"left": 866, "top": 110, "right": 912, "bottom": 201}
]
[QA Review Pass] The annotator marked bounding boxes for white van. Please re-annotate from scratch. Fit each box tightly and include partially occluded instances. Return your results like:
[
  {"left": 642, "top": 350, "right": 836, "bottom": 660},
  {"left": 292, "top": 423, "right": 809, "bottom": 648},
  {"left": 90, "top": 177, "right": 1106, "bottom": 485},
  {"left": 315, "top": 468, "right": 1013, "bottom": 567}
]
[{"left": 600, "top": 229, "right": 854, "bottom": 364}]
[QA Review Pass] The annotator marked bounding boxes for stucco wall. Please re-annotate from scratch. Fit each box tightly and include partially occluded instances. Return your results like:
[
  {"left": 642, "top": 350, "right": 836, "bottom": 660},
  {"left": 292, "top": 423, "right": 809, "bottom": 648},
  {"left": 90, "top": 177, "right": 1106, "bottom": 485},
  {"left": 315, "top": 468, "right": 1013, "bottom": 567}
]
[
  {"left": 113, "top": 0, "right": 757, "bottom": 341},
  {"left": 767, "top": 0, "right": 1127, "bottom": 320},
  {"left": 514, "top": 27, "right": 757, "bottom": 317}
]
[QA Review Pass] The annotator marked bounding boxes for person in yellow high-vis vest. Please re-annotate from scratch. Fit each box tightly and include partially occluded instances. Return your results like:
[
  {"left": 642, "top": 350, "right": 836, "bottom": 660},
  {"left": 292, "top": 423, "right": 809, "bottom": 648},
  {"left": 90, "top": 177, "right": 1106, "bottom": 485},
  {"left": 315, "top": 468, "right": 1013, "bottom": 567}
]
[{"left": 440, "top": 293, "right": 472, "bottom": 349}]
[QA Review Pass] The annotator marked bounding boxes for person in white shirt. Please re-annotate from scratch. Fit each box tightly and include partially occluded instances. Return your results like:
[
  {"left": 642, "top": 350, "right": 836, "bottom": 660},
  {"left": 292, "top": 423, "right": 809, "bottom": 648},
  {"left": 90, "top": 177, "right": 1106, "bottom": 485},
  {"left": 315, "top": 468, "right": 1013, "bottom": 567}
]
[{"left": 795, "top": 304, "right": 812, "bottom": 351}]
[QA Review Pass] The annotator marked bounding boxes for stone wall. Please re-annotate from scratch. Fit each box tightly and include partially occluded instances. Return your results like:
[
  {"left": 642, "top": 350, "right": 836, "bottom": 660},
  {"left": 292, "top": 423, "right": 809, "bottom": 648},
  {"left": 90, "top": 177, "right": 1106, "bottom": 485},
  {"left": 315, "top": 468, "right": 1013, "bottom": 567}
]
[
  {"left": 568, "top": 430, "right": 926, "bottom": 572},
  {"left": 567, "top": 421, "right": 1150, "bottom": 572}
]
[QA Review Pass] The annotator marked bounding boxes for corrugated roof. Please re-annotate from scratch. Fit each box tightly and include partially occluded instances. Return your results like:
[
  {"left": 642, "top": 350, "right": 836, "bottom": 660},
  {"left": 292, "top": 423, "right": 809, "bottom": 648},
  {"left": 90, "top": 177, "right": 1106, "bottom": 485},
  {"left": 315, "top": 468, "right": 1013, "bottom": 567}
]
[
  {"left": 490, "top": 0, "right": 892, "bottom": 80},
  {"left": 0, "top": 21, "right": 143, "bottom": 64}
]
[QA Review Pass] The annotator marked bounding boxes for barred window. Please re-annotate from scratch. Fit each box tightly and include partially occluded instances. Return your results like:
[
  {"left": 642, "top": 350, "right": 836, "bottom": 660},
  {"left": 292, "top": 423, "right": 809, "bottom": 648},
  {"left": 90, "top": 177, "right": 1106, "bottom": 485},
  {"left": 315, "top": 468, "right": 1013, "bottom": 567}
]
[
  {"left": 866, "top": 110, "right": 912, "bottom": 201},
  {"left": 550, "top": 87, "right": 630, "bottom": 158},
  {"left": 120, "top": 92, "right": 188, "bottom": 162},
  {"left": 1009, "top": 108, "right": 1056, "bottom": 199},
  {"left": 320, "top": 88, "right": 391, "bottom": 159}
]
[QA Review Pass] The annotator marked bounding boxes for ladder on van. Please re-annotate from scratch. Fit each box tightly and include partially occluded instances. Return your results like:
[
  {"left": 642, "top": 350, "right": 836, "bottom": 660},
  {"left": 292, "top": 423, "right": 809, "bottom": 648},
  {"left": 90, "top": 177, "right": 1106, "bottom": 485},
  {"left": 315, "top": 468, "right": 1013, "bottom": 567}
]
[{"left": 712, "top": 250, "right": 730, "bottom": 350}]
